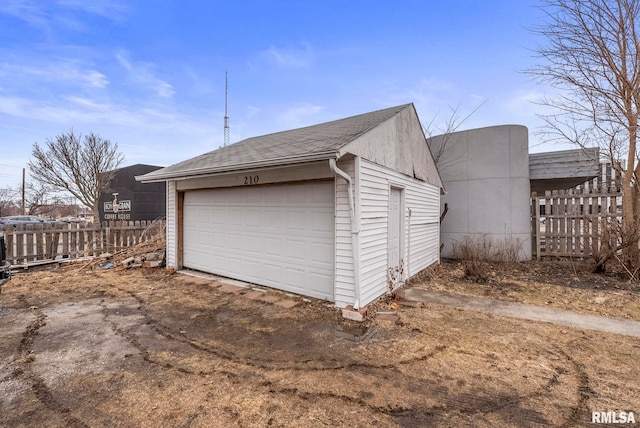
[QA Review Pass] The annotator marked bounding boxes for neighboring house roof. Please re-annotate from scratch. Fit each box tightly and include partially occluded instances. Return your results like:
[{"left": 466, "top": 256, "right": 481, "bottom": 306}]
[
  {"left": 529, "top": 147, "right": 600, "bottom": 193},
  {"left": 138, "top": 103, "right": 443, "bottom": 189},
  {"left": 115, "top": 163, "right": 164, "bottom": 172}
]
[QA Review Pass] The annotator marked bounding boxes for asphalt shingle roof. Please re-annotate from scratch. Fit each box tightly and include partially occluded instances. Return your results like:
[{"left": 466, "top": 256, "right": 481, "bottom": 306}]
[{"left": 139, "top": 104, "right": 411, "bottom": 181}]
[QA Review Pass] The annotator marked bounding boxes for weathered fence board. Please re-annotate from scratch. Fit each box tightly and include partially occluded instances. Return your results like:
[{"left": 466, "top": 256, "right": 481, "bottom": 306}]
[
  {"left": 531, "top": 189, "right": 622, "bottom": 259},
  {"left": 0, "top": 220, "right": 165, "bottom": 266}
]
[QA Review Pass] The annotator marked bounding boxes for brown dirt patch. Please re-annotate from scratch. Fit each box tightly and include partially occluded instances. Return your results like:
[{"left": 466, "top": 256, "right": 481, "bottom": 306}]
[{"left": 1, "top": 263, "right": 639, "bottom": 427}]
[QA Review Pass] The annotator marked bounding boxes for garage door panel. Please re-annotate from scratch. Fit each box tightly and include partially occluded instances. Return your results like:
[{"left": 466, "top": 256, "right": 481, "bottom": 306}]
[
  {"left": 285, "top": 269, "right": 305, "bottom": 286},
  {"left": 227, "top": 210, "right": 243, "bottom": 225},
  {"left": 285, "top": 240, "right": 307, "bottom": 261},
  {"left": 286, "top": 210, "right": 307, "bottom": 230},
  {"left": 183, "top": 181, "right": 334, "bottom": 300},
  {"left": 310, "top": 243, "right": 332, "bottom": 263},
  {"left": 245, "top": 209, "right": 263, "bottom": 227},
  {"left": 311, "top": 211, "right": 333, "bottom": 231},
  {"left": 261, "top": 237, "right": 282, "bottom": 257},
  {"left": 211, "top": 232, "right": 226, "bottom": 247},
  {"left": 243, "top": 237, "right": 263, "bottom": 255},
  {"left": 243, "top": 260, "right": 261, "bottom": 276}
]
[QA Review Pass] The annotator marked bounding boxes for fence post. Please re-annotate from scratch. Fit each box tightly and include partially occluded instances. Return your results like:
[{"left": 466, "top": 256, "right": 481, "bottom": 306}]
[{"left": 533, "top": 193, "right": 541, "bottom": 260}]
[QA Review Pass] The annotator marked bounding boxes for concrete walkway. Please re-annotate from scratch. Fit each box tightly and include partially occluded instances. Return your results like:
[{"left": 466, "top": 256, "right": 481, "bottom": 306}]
[{"left": 403, "top": 287, "right": 640, "bottom": 338}]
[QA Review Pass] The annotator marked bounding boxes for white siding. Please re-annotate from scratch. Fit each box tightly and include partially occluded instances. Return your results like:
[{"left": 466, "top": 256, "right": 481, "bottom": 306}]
[
  {"left": 166, "top": 180, "right": 178, "bottom": 269},
  {"left": 334, "top": 157, "right": 356, "bottom": 308},
  {"left": 339, "top": 105, "right": 442, "bottom": 189},
  {"left": 359, "top": 159, "right": 440, "bottom": 307}
]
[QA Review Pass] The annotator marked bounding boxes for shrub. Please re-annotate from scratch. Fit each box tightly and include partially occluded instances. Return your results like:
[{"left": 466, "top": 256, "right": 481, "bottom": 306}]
[{"left": 450, "top": 234, "right": 524, "bottom": 281}]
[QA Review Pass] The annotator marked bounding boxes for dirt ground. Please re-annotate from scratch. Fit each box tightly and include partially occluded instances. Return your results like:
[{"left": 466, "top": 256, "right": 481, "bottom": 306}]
[
  {"left": 1, "top": 261, "right": 639, "bottom": 427},
  {"left": 415, "top": 259, "right": 640, "bottom": 322}
]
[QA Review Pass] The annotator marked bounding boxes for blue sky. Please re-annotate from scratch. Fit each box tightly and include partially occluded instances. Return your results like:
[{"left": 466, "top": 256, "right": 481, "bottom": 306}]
[{"left": 0, "top": 0, "right": 555, "bottom": 188}]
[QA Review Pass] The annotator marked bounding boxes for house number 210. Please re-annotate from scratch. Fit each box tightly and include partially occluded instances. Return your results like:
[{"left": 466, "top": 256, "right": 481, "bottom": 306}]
[{"left": 244, "top": 175, "right": 259, "bottom": 185}]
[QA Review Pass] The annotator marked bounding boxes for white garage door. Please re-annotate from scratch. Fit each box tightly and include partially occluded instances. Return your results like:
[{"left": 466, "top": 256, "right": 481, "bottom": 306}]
[{"left": 182, "top": 181, "right": 334, "bottom": 300}]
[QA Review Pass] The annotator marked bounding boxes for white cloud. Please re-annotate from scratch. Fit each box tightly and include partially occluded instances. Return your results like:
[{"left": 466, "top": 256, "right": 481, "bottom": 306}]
[
  {"left": 0, "top": 0, "right": 129, "bottom": 33},
  {"left": 1, "top": 94, "right": 149, "bottom": 129},
  {"left": 56, "top": 0, "right": 129, "bottom": 21},
  {"left": 276, "top": 103, "right": 325, "bottom": 129},
  {"left": 115, "top": 52, "right": 175, "bottom": 98},
  {"left": 506, "top": 90, "right": 546, "bottom": 116},
  {"left": 155, "top": 81, "right": 175, "bottom": 98},
  {"left": 245, "top": 106, "right": 261, "bottom": 117},
  {"left": 259, "top": 43, "right": 314, "bottom": 69},
  {"left": 376, "top": 77, "right": 457, "bottom": 115},
  {"left": 115, "top": 53, "right": 132, "bottom": 71},
  {"left": 0, "top": 95, "right": 79, "bottom": 123},
  {"left": 0, "top": 0, "right": 50, "bottom": 31},
  {"left": 0, "top": 95, "right": 29, "bottom": 117},
  {"left": 183, "top": 66, "right": 216, "bottom": 96},
  {"left": 3, "top": 60, "right": 108, "bottom": 89},
  {"left": 83, "top": 69, "right": 109, "bottom": 88},
  {"left": 0, "top": 92, "right": 221, "bottom": 186}
]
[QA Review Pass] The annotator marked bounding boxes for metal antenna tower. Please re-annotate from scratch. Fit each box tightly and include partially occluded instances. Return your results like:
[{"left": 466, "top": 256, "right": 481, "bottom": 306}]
[{"left": 223, "top": 71, "right": 230, "bottom": 147}]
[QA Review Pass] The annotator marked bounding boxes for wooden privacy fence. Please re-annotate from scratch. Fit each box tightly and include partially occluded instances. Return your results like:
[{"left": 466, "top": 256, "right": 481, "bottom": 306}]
[
  {"left": 531, "top": 189, "right": 622, "bottom": 259},
  {"left": 0, "top": 220, "right": 165, "bottom": 266}
]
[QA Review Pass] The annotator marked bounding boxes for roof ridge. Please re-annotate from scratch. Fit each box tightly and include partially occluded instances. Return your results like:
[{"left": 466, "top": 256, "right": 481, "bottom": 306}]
[
  {"left": 237, "top": 103, "right": 411, "bottom": 144},
  {"left": 137, "top": 103, "right": 414, "bottom": 182}
]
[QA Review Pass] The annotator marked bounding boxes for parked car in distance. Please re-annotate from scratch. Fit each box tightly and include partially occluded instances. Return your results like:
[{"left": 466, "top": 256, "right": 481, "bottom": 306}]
[
  {"left": 0, "top": 215, "right": 45, "bottom": 225},
  {"left": 59, "top": 216, "right": 84, "bottom": 223}
]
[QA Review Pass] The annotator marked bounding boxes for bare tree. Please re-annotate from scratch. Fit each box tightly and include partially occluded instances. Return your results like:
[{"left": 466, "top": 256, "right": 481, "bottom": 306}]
[
  {"left": 24, "top": 182, "right": 55, "bottom": 216},
  {"left": 0, "top": 186, "right": 19, "bottom": 217},
  {"left": 28, "top": 131, "right": 124, "bottom": 222},
  {"left": 528, "top": 0, "right": 640, "bottom": 268},
  {"left": 425, "top": 102, "right": 486, "bottom": 169}
]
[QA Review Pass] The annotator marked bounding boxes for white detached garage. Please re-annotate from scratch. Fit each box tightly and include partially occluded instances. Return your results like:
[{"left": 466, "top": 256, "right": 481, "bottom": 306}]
[{"left": 137, "top": 104, "right": 443, "bottom": 309}]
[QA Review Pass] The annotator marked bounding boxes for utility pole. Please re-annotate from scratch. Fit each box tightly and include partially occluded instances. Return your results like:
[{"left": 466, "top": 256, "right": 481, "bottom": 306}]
[
  {"left": 224, "top": 71, "right": 230, "bottom": 147},
  {"left": 21, "top": 168, "right": 25, "bottom": 215}
]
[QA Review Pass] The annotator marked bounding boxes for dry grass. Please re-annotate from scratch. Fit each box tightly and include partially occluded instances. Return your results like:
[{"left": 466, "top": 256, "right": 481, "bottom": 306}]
[
  {"left": 417, "top": 260, "right": 640, "bottom": 322},
  {"left": 0, "top": 263, "right": 639, "bottom": 427}
]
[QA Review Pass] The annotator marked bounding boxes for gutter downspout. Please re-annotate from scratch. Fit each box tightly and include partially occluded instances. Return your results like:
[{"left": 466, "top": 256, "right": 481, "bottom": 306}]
[
  {"left": 329, "top": 158, "right": 361, "bottom": 310},
  {"left": 407, "top": 208, "right": 411, "bottom": 281}
]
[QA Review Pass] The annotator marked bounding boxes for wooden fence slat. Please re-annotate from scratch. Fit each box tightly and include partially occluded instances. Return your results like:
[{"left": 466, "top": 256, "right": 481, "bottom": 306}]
[
  {"left": 0, "top": 220, "right": 165, "bottom": 265},
  {"left": 559, "top": 190, "right": 566, "bottom": 255},
  {"left": 532, "top": 190, "right": 622, "bottom": 258}
]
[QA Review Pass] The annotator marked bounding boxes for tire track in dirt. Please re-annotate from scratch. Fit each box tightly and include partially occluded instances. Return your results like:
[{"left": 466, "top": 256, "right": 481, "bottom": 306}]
[
  {"left": 262, "top": 350, "right": 570, "bottom": 426},
  {"left": 395, "top": 344, "right": 579, "bottom": 426},
  {"left": 98, "top": 298, "right": 151, "bottom": 361},
  {"left": 107, "top": 283, "right": 450, "bottom": 372},
  {"left": 556, "top": 347, "right": 592, "bottom": 428},
  {"left": 100, "top": 286, "right": 459, "bottom": 421},
  {"left": 10, "top": 297, "right": 89, "bottom": 428},
  {"left": 0, "top": 303, "right": 35, "bottom": 384},
  {"left": 178, "top": 404, "right": 205, "bottom": 428},
  {"left": 102, "top": 284, "right": 592, "bottom": 426},
  {"left": 100, "top": 285, "right": 451, "bottom": 393},
  {"left": 98, "top": 298, "right": 242, "bottom": 381}
]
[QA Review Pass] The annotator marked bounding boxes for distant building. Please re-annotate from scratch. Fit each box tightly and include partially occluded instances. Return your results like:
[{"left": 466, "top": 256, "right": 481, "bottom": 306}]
[
  {"left": 99, "top": 164, "right": 166, "bottom": 223},
  {"left": 428, "top": 125, "right": 532, "bottom": 261},
  {"left": 529, "top": 147, "right": 601, "bottom": 194}
]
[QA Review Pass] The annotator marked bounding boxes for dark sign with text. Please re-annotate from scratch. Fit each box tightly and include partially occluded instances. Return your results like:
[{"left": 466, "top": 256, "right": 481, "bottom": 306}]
[
  {"left": 104, "top": 197, "right": 132, "bottom": 220},
  {"left": 98, "top": 164, "right": 166, "bottom": 223}
]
